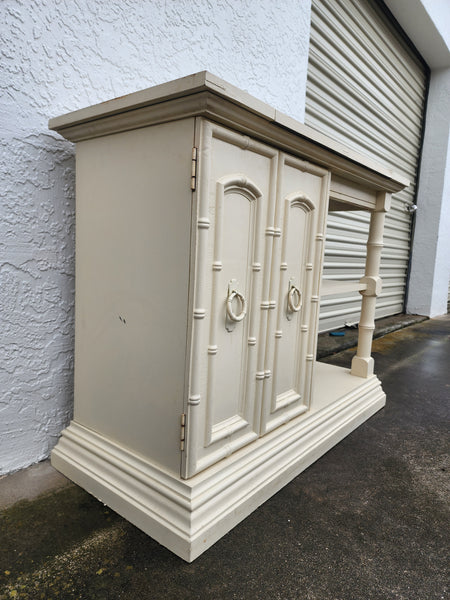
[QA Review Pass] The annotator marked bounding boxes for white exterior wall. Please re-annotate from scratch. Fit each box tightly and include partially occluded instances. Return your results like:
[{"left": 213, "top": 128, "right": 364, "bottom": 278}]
[
  {"left": 407, "top": 68, "right": 450, "bottom": 316},
  {"left": 0, "top": 0, "right": 312, "bottom": 475}
]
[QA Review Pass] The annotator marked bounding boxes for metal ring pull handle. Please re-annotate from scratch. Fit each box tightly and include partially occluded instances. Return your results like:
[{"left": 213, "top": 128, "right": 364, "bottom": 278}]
[
  {"left": 226, "top": 289, "right": 247, "bottom": 322},
  {"left": 288, "top": 285, "right": 302, "bottom": 312}
]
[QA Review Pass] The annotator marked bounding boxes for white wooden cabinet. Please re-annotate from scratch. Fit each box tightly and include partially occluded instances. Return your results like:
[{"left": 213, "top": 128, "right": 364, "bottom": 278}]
[{"left": 50, "top": 72, "right": 408, "bottom": 562}]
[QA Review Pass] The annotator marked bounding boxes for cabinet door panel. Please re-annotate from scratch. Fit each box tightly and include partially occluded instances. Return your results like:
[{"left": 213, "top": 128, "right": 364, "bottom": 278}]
[
  {"left": 261, "top": 155, "right": 329, "bottom": 434},
  {"left": 184, "top": 122, "right": 277, "bottom": 477},
  {"left": 207, "top": 176, "right": 260, "bottom": 441}
]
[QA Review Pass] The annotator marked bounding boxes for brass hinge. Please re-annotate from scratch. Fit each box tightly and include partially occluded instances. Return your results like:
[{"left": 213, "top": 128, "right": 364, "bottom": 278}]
[
  {"left": 191, "top": 147, "right": 198, "bottom": 191},
  {"left": 180, "top": 413, "right": 186, "bottom": 451}
]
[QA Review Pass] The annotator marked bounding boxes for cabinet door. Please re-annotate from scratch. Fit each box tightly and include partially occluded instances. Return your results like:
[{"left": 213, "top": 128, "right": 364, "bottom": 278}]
[
  {"left": 261, "top": 154, "right": 329, "bottom": 434},
  {"left": 183, "top": 122, "right": 278, "bottom": 478}
]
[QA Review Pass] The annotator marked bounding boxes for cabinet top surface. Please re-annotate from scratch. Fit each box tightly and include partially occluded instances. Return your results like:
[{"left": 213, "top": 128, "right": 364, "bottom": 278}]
[{"left": 49, "top": 71, "right": 408, "bottom": 191}]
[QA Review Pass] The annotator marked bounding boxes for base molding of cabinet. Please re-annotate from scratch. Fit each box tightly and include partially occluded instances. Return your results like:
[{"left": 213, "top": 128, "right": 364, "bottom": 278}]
[{"left": 51, "top": 371, "right": 385, "bottom": 562}]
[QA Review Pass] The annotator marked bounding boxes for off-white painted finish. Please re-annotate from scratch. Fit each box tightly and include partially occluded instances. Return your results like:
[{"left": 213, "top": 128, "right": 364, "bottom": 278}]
[
  {"left": 50, "top": 73, "right": 406, "bottom": 561},
  {"left": 184, "top": 122, "right": 277, "bottom": 476},
  {"left": 48, "top": 72, "right": 407, "bottom": 190},
  {"left": 183, "top": 121, "right": 330, "bottom": 477},
  {"left": 74, "top": 119, "right": 194, "bottom": 474},
  {"left": 52, "top": 362, "right": 385, "bottom": 562},
  {"left": 261, "top": 155, "right": 329, "bottom": 434}
]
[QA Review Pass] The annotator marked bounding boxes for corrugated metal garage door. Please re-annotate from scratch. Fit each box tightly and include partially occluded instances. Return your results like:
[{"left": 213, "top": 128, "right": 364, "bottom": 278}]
[{"left": 306, "top": 0, "right": 428, "bottom": 331}]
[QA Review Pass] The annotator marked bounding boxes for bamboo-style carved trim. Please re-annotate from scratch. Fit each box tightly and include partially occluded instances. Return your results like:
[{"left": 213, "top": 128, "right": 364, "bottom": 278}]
[
  {"left": 351, "top": 191, "right": 389, "bottom": 379},
  {"left": 212, "top": 123, "right": 279, "bottom": 160},
  {"left": 285, "top": 192, "right": 315, "bottom": 212},
  {"left": 218, "top": 174, "right": 263, "bottom": 200},
  {"left": 184, "top": 120, "right": 213, "bottom": 478},
  {"left": 198, "top": 218, "right": 210, "bottom": 229},
  {"left": 269, "top": 186, "right": 316, "bottom": 419},
  {"left": 204, "top": 168, "right": 264, "bottom": 449}
]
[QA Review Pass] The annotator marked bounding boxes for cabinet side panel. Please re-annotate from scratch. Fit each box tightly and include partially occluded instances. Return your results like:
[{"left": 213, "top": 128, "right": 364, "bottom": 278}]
[{"left": 74, "top": 119, "right": 194, "bottom": 475}]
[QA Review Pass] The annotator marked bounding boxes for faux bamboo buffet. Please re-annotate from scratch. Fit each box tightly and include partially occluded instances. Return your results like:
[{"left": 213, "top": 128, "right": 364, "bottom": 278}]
[{"left": 50, "top": 72, "right": 407, "bottom": 561}]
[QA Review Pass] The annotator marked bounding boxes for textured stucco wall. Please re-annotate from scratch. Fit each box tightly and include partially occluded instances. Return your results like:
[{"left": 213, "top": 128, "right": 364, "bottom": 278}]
[{"left": 0, "top": 0, "right": 312, "bottom": 475}]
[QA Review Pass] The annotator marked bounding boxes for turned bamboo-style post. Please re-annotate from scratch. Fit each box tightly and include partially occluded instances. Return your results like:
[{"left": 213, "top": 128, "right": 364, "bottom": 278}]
[{"left": 351, "top": 191, "right": 391, "bottom": 378}]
